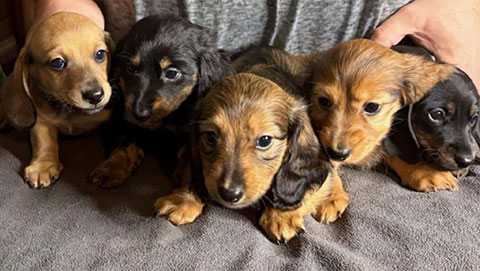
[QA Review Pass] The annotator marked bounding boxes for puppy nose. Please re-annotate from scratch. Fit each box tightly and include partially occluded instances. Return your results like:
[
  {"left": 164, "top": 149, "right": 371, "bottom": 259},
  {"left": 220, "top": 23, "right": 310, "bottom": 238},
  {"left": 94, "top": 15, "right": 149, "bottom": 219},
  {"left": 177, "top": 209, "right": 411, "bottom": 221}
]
[
  {"left": 218, "top": 185, "right": 244, "bottom": 203},
  {"left": 455, "top": 154, "right": 474, "bottom": 168},
  {"left": 326, "top": 147, "right": 351, "bottom": 161},
  {"left": 82, "top": 88, "right": 104, "bottom": 105},
  {"left": 133, "top": 107, "right": 151, "bottom": 121}
]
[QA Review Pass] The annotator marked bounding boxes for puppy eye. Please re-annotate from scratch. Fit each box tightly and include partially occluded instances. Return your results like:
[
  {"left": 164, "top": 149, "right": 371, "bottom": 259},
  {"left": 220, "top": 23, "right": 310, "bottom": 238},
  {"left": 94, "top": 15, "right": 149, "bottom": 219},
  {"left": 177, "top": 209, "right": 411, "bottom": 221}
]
[
  {"left": 256, "top": 136, "right": 273, "bottom": 150},
  {"left": 204, "top": 131, "right": 218, "bottom": 146},
  {"left": 126, "top": 63, "right": 136, "bottom": 74},
  {"left": 318, "top": 97, "right": 331, "bottom": 108},
  {"left": 428, "top": 108, "right": 445, "bottom": 122},
  {"left": 50, "top": 58, "right": 66, "bottom": 71},
  {"left": 94, "top": 49, "right": 107, "bottom": 63},
  {"left": 469, "top": 114, "right": 478, "bottom": 126},
  {"left": 363, "top": 102, "right": 381, "bottom": 115},
  {"left": 164, "top": 68, "right": 181, "bottom": 80}
]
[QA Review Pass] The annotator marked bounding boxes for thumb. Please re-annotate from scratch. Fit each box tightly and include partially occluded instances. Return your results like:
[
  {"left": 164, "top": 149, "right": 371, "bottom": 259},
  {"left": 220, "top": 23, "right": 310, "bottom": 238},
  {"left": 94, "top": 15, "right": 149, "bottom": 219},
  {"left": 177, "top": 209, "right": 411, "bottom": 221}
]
[{"left": 371, "top": 5, "right": 418, "bottom": 47}]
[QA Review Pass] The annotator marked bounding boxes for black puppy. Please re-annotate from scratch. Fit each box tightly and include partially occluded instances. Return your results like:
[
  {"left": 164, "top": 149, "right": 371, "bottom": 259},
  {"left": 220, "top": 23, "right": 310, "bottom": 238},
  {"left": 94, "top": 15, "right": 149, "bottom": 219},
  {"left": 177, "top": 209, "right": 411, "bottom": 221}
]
[
  {"left": 88, "top": 15, "right": 234, "bottom": 188},
  {"left": 383, "top": 45, "right": 480, "bottom": 192}
]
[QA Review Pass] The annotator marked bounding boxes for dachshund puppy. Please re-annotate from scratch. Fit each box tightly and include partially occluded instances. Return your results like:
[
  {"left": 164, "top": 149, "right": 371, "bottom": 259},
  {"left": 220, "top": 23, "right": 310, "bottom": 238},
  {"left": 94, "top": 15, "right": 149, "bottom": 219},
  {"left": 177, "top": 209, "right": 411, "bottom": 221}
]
[
  {"left": 88, "top": 15, "right": 234, "bottom": 188},
  {"left": 0, "top": 12, "right": 114, "bottom": 188},
  {"left": 308, "top": 39, "right": 457, "bottom": 222},
  {"left": 154, "top": 69, "right": 331, "bottom": 242},
  {"left": 383, "top": 46, "right": 480, "bottom": 191}
]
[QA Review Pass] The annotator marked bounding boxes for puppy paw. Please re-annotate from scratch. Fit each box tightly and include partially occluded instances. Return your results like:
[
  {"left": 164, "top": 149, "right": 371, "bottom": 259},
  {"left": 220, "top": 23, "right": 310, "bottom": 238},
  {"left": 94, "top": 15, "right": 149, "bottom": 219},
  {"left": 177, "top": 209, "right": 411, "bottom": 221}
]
[
  {"left": 88, "top": 162, "right": 130, "bottom": 188},
  {"left": 313, "top": 191, "right": 348, "bottom": 224},
  {"left": 88, "top": 145, "right": 144, "bottom": 188},
  {"left": 154, "top": 190, "right": 204, "bottom": 226},
  {"left": 403, "top": 170, "right": 457, "bottom": 192},
  {"left": 259, "top": 208, "right": 305, "bottom": 243},
  {"left": 24, "top": 160, "right": 63, "bottom": 188}
]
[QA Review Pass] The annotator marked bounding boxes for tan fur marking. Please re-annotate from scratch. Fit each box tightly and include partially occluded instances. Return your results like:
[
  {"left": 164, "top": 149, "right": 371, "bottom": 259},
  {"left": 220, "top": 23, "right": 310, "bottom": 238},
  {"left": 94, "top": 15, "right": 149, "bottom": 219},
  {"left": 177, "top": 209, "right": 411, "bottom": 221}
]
[
  {"left": 386, "top": 156, "right": 457, "bottom": 192},
  {"left": 154, "top": 187, "right": 205, "bottom": 225},
  {"left": 88, "top": 143, "right": 144, "bottom": 188},
  {"left": 132, "top": 53, "right": 140, "bottom": 65},
  {"left": 312, "top": 168, "right": 348, "bottom": 224},
  {"left": 259, "top": 173, "right": 336, "bottom": 242},
  {"left": 159, "top": 57, "right": 172, "bottom": 69}
]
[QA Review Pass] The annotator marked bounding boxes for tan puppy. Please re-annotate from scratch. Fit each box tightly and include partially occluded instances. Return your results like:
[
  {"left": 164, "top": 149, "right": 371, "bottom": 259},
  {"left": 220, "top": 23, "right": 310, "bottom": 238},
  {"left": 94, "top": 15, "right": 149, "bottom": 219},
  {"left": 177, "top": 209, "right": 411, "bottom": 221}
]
[
  {"left": 155, "top": 71, "right": 332, "bottom": 242},
  {"left": 308, "top": 39, "right": 456, "bottom": 222},
  {"left": 0, "top": 12, "right": 114, "bottom": 188}
]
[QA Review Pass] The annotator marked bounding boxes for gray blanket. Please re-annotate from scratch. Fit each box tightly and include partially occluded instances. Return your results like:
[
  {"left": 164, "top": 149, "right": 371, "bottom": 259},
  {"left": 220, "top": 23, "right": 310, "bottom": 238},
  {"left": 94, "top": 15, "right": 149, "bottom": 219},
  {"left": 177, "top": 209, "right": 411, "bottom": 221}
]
[{"left": 1, "top": 130, "right": 479, "bottom": 270}]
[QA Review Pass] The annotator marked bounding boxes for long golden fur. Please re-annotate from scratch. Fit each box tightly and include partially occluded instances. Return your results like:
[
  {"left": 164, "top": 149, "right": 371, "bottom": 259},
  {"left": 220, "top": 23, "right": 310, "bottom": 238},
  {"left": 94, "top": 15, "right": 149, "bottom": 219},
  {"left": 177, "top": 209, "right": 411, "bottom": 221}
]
[
  {"left": 155, "top": 71, "right": 332, "bottom": 242},
  {"left": 0, "top": 12, "right": 114, "bottom": 188},
  {"left": 308, "top": 39, "right": 457, "bottom": 218}
]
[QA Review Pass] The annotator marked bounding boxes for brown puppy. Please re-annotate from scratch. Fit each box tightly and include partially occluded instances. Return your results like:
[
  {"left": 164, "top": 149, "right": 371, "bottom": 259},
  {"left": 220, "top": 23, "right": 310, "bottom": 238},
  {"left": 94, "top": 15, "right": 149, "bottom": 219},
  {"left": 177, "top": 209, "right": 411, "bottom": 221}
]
[
  {"left": 0, "top": 12, "right": 114, "bottom": 188},
  {"left": 154, "top": 71, "right": 331, "bottom": 242},
  {"left": 309, "top": 39, "right": 456, "bottom": 222}
]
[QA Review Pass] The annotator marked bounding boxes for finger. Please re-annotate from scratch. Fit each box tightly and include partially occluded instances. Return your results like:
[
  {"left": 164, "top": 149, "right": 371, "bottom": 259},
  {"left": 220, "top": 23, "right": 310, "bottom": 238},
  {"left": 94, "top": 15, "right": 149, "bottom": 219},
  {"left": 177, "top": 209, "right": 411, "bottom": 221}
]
[{"left": 371, "top": 5, "right": 419, "bottom": 48}]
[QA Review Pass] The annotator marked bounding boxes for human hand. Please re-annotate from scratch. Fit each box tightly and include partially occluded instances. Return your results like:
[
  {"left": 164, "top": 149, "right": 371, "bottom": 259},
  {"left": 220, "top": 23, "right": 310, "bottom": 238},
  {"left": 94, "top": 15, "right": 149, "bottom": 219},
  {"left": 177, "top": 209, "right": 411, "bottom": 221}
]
[{"left": 371, "top": 0, "right": 480, "bottom": 90}]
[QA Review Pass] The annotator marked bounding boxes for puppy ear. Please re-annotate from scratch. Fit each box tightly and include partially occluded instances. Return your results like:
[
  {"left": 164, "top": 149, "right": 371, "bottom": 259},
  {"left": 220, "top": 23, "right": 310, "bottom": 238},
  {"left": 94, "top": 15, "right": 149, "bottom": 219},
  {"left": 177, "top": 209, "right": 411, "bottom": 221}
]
[
  {"left": 197, "top": 49, "right": 235, "bottom": 94},
  {"left": 104, "top": 31, "right": 116, "bottom": 72},
  {"left": 0, "top": 47, "right": 36, "bottom": 128},
  {"left": 271, "top": 102, "right": 330, "bottom": 209},
  {"left": 398, "top": 53, "right": 455, "bottom": 105},
  {"left": 188, "top": 98, "right": 210, "bottom": 202}
]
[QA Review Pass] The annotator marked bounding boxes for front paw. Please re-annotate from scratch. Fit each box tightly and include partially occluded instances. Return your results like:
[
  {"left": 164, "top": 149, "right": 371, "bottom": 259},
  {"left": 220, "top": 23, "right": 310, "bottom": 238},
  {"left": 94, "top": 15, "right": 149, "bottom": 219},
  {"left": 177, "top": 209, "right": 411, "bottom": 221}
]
[
  {"left": 313, "top": 191, "right": 348, "bottom": 224},
  {"left": 259, "top": 208, "right": 305, "bottom": 243},
  {"left": 154, "top": 190, "right": 204, "bottom": 226},
  {"left": 403, "top": 170, "right": 457, "bottom": 192},
  {"left": 24, "top": 160, "right": 63, "bottom": 188},
  {"left": 88, "top": 162, "right": 130, "bottom": 189},
  {"left": 88, "top": 146, "right": 144, "bottom": 189}
]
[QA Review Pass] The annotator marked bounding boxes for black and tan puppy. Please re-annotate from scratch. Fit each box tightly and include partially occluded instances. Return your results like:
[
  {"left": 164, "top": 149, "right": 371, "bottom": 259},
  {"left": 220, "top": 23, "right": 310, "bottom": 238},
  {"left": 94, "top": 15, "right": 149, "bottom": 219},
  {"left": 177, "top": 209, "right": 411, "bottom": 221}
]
[
  {"left": 383, "top": 46, "right": 480, "bottom": 191},
  {"left": 88, "top": 15, "right": 234, "bottom": 188},
  {"left": 0, "top": 12, "right": 114, "bottom": 188},
  {"left": 154, "top": 62, "right": 332, "bottom": 242}
]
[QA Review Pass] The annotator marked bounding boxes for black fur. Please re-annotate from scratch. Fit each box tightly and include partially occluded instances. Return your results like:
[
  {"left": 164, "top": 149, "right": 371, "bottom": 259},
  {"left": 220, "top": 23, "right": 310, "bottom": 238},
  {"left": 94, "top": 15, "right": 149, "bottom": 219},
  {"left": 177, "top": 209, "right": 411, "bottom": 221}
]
[
  {"left": 269, "top": 115, "right": 331, "bottom": 210},
  {"left": 384, "top": 46, "right": 480, "bottom": 171},
  {"left": 92, "top": 15, "right": 234, "bottom": 184}
]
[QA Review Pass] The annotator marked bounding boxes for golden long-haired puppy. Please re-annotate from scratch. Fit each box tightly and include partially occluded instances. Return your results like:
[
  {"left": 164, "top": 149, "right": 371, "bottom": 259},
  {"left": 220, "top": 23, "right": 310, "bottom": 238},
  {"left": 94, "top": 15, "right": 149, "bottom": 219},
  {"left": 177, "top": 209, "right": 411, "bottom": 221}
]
[
  {"left": 154, "top": 68, "right": 332, "bottom": 242},
  {"left": 308, "top": 39, "right": 456, "bottom": 222},
  {"left": 0, "top": 12, "right": 114, "bottom": 188}
]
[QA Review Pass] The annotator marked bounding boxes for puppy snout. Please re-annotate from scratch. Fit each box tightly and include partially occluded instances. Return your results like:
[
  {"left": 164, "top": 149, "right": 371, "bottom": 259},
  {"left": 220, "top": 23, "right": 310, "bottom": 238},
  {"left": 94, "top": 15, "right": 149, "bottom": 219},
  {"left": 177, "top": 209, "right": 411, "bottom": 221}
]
[
  {"left": 132, "top": 106, "right": 152, "bottom": 121},
  {"left": 218, "top": 184, "right": 244, "bottom": 203},
  {"left": 455, "top": 153, "right": 474, "bottom": 168},
  {"left": 82, "top": 88, "right": 104, "bottom": 105},
  {"left": 326, "top": 147, "right": 351, "bottom": 161}
]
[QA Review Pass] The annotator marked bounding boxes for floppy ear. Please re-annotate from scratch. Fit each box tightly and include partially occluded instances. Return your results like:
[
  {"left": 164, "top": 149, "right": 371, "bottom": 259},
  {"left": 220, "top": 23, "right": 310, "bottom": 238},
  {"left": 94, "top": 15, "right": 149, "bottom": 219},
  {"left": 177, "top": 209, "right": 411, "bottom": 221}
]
[
  {"left": 382, "top": 106, "right": 423, "bottom": 164},
  {"left": 0, "top": 47, "right": 36, "bottom": 128},
  {"left": 104, "top": 31, "right": 116, "bottom": 72},
  {"left": 197, "top": 49, "right": 235, "bottom": 94},
  {"left": 186, "top": 98, "right": 210, "bottom": 202},
  {"left": 270, "top": 102, "right": 331, "bottom": 210},
  {"left": 397, "top": 53, "right": 455, "bottom": 105}
]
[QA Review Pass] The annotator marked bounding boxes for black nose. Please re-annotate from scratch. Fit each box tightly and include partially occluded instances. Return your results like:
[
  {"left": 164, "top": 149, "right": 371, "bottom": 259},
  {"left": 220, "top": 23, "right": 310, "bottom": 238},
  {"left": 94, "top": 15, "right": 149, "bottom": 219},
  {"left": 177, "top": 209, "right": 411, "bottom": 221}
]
[
  {"left": 82, "top": 88, "right": 104, "bottom": 105},
  {"left": 326, "top": 147, "right": 351, "bottom": 161},
  {"left": 455, "top": 154, "right": 474, "bottom": 168},
  {"left": 132, "top": 107, "right": 151, "bottom": 121},
  {"left": 218, "top": 185, "right": 244, "bottom": 203}
]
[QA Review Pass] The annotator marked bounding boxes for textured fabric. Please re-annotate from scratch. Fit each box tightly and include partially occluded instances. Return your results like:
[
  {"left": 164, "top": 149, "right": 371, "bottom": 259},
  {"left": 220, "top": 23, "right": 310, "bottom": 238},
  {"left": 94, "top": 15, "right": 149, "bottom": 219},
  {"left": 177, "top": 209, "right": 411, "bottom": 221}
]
[
  {"left": 1, "top": 131, "right": 479, "bottom": 270},
  {"left": 134, "top": 0, "right": 411, "bottom": 54}
]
